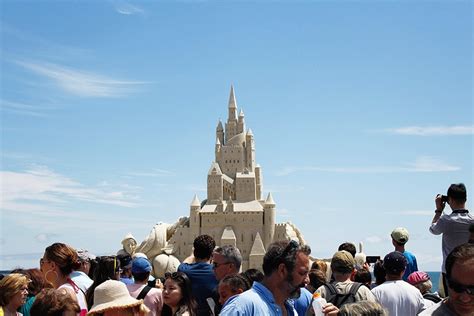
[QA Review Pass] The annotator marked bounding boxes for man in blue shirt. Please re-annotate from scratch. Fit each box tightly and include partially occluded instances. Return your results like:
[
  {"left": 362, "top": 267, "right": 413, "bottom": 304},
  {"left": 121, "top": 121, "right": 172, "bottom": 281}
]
[
  {"left": 391, "top": 227, "right": 418, "bottom": 281},
  {"left": 178, "top": 234, "right": 217, "bottom": 316},
  {"left": 220, "top": 240, "right": 339, "bottom": 316}
]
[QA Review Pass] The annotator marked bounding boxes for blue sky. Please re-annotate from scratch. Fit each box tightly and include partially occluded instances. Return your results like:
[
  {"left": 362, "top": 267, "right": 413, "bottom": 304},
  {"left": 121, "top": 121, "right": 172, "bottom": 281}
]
[{"left": 1, "top": 0, "right": 472, "bottom": 272}]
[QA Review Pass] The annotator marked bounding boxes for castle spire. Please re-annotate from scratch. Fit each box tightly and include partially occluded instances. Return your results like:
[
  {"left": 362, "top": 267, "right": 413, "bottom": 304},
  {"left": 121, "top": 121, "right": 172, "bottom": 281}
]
[
  {"left": 190, "top": 194, "right": 200, "bottom": 207},
  {"left": 228, "top": 85, "right": 237, "bottom": 121},
  {"left": 265, "top": 192, "right": 275, "bottom": 206}
]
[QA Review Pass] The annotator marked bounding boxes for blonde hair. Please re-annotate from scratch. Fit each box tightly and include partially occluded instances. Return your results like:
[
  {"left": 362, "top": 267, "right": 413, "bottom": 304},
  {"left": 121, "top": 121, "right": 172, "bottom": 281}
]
[{"left": 0, "top": 273, "right": 29, "bottom": 306}]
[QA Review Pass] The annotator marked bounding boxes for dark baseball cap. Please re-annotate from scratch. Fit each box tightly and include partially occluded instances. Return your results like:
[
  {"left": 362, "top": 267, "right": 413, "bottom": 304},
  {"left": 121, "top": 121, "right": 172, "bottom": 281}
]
[{"left": 383, "top": 251, "right": 407, "bottom": 275}]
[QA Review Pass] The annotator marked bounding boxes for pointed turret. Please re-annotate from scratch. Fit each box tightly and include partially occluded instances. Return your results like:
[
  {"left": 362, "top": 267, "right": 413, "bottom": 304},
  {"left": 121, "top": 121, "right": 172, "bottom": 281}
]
[
  {"left": 228, "top": 85, "right": 237, "bottom": 122},
  {"left": 228, "top": 85, "right": 237, "bottom": 109},
  {"left": 249, "top": 232, "right": 266, "bottom": 269},
  {"left": 208, "top": 162, "right": 222, "bottom": 175},
  {"left": 190, "top": 194, "right": 200, "bottom": 207},
  {"left": 265, "top": 192, "right": 275, "bottom": 206},
  {"left": 264, "top": 192, "right": 276, "bottom": 248},
  {"left": 250, "top": 232, "right": 266, "bottom": 255},
  {"left": 239, "top": 108, "right": 244, "bottom": 117},
  {"left": 247, "top": 128, "right": 254, "bottom": 137},
  {"left": 216, "top": 119, "right": 224, "bottom": 146}
]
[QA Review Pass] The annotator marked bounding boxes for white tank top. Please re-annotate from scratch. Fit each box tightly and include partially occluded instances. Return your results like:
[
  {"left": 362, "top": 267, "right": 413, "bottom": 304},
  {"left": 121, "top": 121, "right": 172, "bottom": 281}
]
[{"left": 58, "top": 279, "right": 88, "bottom": 316}]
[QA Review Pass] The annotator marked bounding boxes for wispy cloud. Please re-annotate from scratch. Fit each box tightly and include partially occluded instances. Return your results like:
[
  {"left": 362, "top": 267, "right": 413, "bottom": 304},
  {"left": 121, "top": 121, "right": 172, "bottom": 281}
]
[
  {"left": 35, "top": 233, "right": 59, "bottom": 243},
  {"left": 386, "top": 125, "right": 474, "bottom": 136},
  {"left": 365, "top": 235, "right": 384, "bottom": 244},
  {"left": 127, "top": 168, "right": 175, "bottom": 177},
  {"left": 276, "top": 156, "right": 460, "bottom": 176},
  {"left": 0, "top": 165, "right": 140, "bottom": 215},
  {"left": 0, "top": 99, "right": 56, "bottom": 117},
  {"left": 114, "top": 2, "right": 145, "bottom": 15},
  {"left": 14, "top": 60, "right": 148, "bottom": 97}
]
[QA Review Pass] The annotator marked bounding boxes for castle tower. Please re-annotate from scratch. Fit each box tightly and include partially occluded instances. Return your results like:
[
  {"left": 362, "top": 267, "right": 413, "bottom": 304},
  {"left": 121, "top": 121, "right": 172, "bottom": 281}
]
[
  {"left": 207, "top": 162, "right": 223, "bottom": 203},
  {"left": 189, "top": 194, "right": 201, "bottom": 240},
  {"left": 245, "top": 128, "right": 255, "bottom": 171},
  {"left": 216, "top": 120, "right": 224, "bottom": 145},
  {"left": 255, "top": 164, "right": 262, "bottom": 200},
  {"left": 225, "top": 85, "right": 238, "bottom": 142},
  {"left": 215, "top": 137, "right": 221, "bottom": 160},
  {"left": 237, "top": 108, "right": 245, "bottom": 134},
  {"left": 263, "top": 192, "right": 276, "bottom": 249}
]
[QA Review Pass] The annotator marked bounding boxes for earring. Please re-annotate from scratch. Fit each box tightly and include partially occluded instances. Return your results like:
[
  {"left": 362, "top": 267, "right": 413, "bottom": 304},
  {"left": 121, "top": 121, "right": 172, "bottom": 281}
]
[{"left": 45, "top": 269, "right": 59, "bottom": 286}]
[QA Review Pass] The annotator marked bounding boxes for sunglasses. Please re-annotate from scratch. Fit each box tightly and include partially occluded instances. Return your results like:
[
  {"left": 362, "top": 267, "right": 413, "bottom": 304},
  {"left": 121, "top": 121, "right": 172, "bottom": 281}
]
[
  {"left": 448, "top": 278, "right": 474, "bottom": 295},
  {"left": 213, "top": 261, "right": 231, "bottom": 269},
  {"left": 281, "top": 240, "right": 299, "bottom": 258}
]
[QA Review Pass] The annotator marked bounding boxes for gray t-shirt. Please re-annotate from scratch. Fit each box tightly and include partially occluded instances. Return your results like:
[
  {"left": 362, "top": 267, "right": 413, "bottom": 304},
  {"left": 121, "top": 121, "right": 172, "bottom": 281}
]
[
  {"left": 418, "top": 299, "right": 457, "bottom": 316},
  {"left": 429, "top": 210, "right": 473, "bottom": 273}
]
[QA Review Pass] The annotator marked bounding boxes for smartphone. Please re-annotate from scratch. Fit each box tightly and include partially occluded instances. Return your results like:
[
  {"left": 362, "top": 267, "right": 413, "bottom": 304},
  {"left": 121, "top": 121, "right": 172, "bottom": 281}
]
[{"left": 366, "top": 255, "right": 380, "bottom": 264}]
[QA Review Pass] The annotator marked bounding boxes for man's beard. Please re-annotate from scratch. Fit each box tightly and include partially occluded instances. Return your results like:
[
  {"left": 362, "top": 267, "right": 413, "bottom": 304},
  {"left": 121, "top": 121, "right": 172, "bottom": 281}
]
[{"left": 286, "top": 274, "right": 304, "bottom": 299}]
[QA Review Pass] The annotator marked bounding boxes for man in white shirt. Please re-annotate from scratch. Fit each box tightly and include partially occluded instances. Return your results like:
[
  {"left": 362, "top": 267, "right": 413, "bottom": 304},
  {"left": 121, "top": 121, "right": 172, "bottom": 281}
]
[
  {"left": 70, "top": 249, "right": 95, "bottom": 293},
  {"left": 429, "top": 183, "right": 473, "bottom": 296},
  {"left": 372, "top": 251, "right": 425, "bottom": 315}
]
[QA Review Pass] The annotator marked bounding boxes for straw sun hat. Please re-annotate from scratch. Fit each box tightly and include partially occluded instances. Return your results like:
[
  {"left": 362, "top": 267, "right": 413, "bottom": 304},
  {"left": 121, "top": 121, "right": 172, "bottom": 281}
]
[{"left": 87, "top": 280, "right": 143, "bottom": 315}]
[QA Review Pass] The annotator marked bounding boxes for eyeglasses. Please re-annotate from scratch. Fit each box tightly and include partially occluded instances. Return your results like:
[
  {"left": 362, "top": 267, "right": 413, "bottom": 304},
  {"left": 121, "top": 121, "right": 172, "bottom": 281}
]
[
  {"left": 213, "top": 261, "right": 231, "bottom": 269},
  {"left": 448, "top": 278, "right": 474, "bottom": 295}
]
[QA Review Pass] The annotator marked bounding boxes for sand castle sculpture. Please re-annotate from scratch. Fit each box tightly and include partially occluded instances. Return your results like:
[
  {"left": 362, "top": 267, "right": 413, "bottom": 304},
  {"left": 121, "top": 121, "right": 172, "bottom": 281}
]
[{"left": 118, "top": 86, "right": 306, "bottom": 277}]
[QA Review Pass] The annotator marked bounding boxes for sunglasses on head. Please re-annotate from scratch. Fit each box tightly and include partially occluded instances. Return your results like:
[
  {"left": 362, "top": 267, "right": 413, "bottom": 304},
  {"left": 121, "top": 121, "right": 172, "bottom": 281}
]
[
  {"left": 281, "top": 240, "right": 299, "bottom": 258},
  {"left": 448, "top": 278, "right": 474, "bottom": 295}
]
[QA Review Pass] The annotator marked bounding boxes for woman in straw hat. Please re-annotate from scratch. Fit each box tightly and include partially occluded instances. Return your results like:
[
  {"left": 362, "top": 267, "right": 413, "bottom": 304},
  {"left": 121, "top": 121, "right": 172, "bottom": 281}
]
[{"left": 87, "top": 280, "right": 150, "bottom": 316}]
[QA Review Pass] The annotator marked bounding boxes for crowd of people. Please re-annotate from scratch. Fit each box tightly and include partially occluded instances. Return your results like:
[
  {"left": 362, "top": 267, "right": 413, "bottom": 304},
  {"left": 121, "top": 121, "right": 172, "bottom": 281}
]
[{"left": 1, "top": 183, "right": 473, "bottom": 316}]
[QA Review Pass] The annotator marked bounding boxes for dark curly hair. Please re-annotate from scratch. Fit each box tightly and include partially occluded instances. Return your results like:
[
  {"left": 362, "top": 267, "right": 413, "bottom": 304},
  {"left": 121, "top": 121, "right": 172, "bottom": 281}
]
[
  {"left": 262, "top": 240, "right": 311, "bottom": 276},
  {"left": 193, "top": 235, "right": 216, "bottom": 260}
]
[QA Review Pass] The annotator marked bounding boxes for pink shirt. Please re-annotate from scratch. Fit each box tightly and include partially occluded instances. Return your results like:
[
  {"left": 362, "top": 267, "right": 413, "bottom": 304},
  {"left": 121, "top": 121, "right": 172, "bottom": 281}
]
[{"left": 126, "top": 284, "right": 163, "bottom": 316}]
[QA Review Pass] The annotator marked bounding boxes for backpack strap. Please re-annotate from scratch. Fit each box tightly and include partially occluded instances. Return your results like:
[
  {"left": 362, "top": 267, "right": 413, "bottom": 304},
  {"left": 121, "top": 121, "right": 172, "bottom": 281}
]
[
  {"left": 348, "top": 282, "right": 362, "bottom": 296},
  {"left": 337, "top": 282, "right": 362, "bottom": 306},
  {"left": 136, "top": 285, "right": 152, "bottom": 300},
  {"left": 324, "top": 283, "right": 338, "bottom": 296},
  {"left": 423, "top": 293, "right": 442, "bottom": 303}
]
